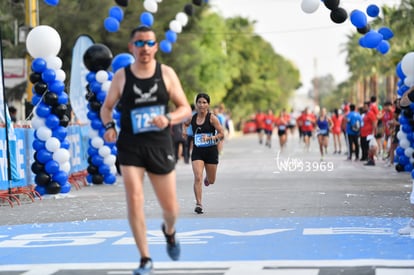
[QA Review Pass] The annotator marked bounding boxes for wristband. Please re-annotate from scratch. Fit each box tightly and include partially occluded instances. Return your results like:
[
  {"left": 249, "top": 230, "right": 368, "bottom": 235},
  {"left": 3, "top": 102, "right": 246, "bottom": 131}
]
[
  {"left": 165, "top": 113, "right": 172, "bottom": 124},
  {"left": 104, "top": 121, "right": 116, "bottom": 131}
]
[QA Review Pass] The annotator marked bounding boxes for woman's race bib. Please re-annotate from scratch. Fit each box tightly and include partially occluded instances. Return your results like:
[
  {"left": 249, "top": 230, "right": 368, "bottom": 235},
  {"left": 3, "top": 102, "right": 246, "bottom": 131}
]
[
  {"left": 130, "top": 105, "right": 165, "bottom": 134},
  {"left": 279, "top": 125, "right": 286, "bottom": 130},
  {"left": 319, "top": 129, "right": 328, "bottom": 135},
  {"left": 194, "top": 133, "right": 215, "bottom": 147}
]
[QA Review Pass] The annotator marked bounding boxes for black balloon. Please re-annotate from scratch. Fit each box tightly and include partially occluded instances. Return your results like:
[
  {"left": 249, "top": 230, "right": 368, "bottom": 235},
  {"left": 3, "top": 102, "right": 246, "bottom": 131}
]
[
  {"left": 30, "top": 72, "right": 42, "bottom": 84},
  {"left": 184, "top": 4, "right": 194, "bottom": 16},
  {"left": 34, "top": 82, "right": 48, "bottom": 95},
  {"left": 31, "top": 161, "right": 45, "bottom": 174},
  {"left": 83, "top": 43, "right": 113, "bottom": 72},
  {"left": 357, "top": 24, "right": 371, "bottom": 34},
  {"left": 46, "top": 181, "right": 61, "bottom": 194},
  {"left": 395, "top": 164, "right": 405, "bottom": 172},
  {"left": 85, "top": 90, "right": 96, "bottom": 101},
  {"left": 192, "top": 0, "right": 202, "bottom": 6},
  {"left": 59, "top": 115, "right": 70, "bottom": 127},
  {"left": 92, "top": 174, "right": 104, "bottom": 184},
  {"left": 44, "top": 92, "right": 59, "bottom": 106},
  {"left": 323, "top": 0, "right": 339, "bottom": 10},
  {"left": 87, "top": 164, "right": 99, "bottom": 175},
  {"left": 115, "top": 0, "right": 129, "bottom": 7},
  {"left": 330, "top": 8, "right": 348, "bottom": 24},
  {"left": 53, "top": 104, "right": 68, "bottom": 117},
  {"left": 35, "top": 172, "right": 51, "bottom": 186},
  {"left": 89, "top": 100, "right": 102, "bottom": 112}
]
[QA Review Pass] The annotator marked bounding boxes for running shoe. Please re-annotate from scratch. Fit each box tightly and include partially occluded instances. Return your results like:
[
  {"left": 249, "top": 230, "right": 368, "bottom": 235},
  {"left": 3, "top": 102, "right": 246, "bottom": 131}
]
[
  {"left": 398, "top": 220, "right": 414, "bottom": 235},
  {"left": 194, "top": 204, "right": 203, "bottom": 214},
  {"left": 161, "top": 223, "right": 181, "bottom": 261},
  {"left": 204, "top": 177, "right": 210, "bottom": 187},
  {"left": 133, "top": 258, "right": 153, "bottom": 275}
]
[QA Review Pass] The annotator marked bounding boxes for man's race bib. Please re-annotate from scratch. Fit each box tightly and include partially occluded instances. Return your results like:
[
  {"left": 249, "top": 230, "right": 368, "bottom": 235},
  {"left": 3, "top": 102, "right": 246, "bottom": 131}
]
[
  {"left": 130, "top": 105, "right": 165, "bottom": 134},
  {"left": 305, "top": 120, "right": 311, "bottom": 126},
  {"left": 194, "top": 133, "right": 215, "bottom": 147}
]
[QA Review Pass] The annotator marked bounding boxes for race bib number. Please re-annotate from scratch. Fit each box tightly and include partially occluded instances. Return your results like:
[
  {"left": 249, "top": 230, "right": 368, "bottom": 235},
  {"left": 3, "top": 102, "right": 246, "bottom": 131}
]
[
  {"left": 279, "top": 125, "right": 286, "bottom": 130},
  {"left": 305, "top": 120, "right": 311, "bottom": 126},
  {"left": 130, "top": 105, "right": 165, "bottom": 134},
  {"left": 319, "top": 129, "right": 328, "bottom": 135},
  {"left": 194, "top": 133, "right": 215, "bottom": 147}
]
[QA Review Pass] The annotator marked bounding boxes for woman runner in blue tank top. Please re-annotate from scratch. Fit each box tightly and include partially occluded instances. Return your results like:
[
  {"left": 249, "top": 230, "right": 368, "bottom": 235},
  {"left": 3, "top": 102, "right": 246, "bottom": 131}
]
[{"left": 316, "top": 107, "right": 333, "bottom": 160}]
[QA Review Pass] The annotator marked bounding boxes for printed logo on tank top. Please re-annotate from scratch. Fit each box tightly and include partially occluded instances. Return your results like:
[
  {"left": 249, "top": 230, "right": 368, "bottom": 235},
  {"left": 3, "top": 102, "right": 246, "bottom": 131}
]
[{"left": 133, "top": 78, "right": 161, "bottom": 104}]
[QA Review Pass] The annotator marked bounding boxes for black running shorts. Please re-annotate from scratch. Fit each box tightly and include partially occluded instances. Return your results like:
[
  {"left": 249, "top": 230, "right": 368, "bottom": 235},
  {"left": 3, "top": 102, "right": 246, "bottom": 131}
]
[
  {"left": 191, "top": 146, "right": 219, "bottom": 164},
  {"left": 117, "top": 144, "right": 176, "bottom": 174}
]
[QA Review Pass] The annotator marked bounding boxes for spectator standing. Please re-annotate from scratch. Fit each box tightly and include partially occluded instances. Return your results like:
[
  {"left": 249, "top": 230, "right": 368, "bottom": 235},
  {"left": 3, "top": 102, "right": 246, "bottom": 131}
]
[
  {"left": 331, "top": 108, "right": 343, "bottom": 154},
  {"left": 344, "top": 104, "right": 362, "bottom": 161},
  {"left": 361, "top": 101, "right": 378, "bottom": 165}
]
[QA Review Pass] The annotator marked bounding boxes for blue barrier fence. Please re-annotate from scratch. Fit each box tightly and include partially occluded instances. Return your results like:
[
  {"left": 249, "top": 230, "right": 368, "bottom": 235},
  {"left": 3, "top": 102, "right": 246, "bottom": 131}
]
[{"left": 0, "top": 124, "right": 89, "bottom": 190}]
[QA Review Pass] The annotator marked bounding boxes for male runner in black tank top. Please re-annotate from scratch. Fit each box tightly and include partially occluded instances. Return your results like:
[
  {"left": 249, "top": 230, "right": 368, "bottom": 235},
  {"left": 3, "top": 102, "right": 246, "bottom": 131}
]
[{"left": 100, "top": 25, "right": 191, "bottom": 275}]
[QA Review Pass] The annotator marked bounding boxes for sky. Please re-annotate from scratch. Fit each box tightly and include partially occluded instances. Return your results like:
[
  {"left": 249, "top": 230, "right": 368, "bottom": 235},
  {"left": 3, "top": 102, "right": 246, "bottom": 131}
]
[{"left": 209, "top": 0, "right": 401, "bottom": 95}]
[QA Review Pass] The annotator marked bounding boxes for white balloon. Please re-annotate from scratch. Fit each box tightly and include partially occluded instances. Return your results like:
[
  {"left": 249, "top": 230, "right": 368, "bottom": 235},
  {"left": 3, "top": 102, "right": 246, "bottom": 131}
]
[
  {"left": 55, "top": 69, "right": 66, "bottom": 82},
  {"left": 53, "top": 148, "right": 70, "bottom": 164},
  {"left": 60, "top": 161, "right": 71, "bottom": 173},
  {"left": 101, "top": 80, "right": 111, "bottom": 92},
  {"left": 404, "top": 76, "right": 414, "bottom": 87},
  {"left": 401, "top": 52, "right": 414, "bottom": 78},
  {"left": 169, "top": 20, "right": 182, "bottom": 33},
  {"left": 88, "top": 129, "right": 99, "bottom": 138},
  {"left": 91, "top": 136, "right": 104, "bottom": 148},
  {"left": 31, "top": 115, "right": 45, "bottom": 129},
  {"left": 104, "top": 154, "right": 116, "bottom": 166},
  {"left": 405, "top": 147, "right": 414, "bottom": 158},
  {"left": 44, "top": 56, "right": 62, "bottom": 70},
  {"left": 144, "top": 0, "right": 158, "bottom": 13},
  {"left": 98, "top": 145, "right": 111, "bottom": 157},
  {"left": 36, "top": 126, "right": 52, "bottom": 141},
  {"left": 26, "top": 25, "right": 61, "bottom": 58},
  {"left": 301, "top": 0, "right": 320, "bottom": 14},
  {"left": 45, "top": 137, "right": 61, "bottom": 152},
  {"left": 397, "top": 130, "right": 406, "bottom": 140},
  {"left": 110, "top": 165, "right": 118, "bottom": 175},
  {"left": 176, "top": 12, "right": 189, "bottom": 26},
  {"left": 96, "top": 70, "right": 109, "bottom": 83},
  {"left": 400, "top": 138, "right": 410, "bottom": 149}
]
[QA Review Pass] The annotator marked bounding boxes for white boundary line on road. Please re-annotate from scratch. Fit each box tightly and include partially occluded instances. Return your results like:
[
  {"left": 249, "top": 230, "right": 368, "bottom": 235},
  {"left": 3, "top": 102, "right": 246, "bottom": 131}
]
[{"left": 1, "top": 260, "right": 414, "bottom": 275}]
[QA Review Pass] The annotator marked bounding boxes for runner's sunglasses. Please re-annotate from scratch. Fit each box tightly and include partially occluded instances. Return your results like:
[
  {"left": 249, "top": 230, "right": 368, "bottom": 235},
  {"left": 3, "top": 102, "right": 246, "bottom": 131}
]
[{"left": 133, "top": 40, "right": 156, "bottom": 47}]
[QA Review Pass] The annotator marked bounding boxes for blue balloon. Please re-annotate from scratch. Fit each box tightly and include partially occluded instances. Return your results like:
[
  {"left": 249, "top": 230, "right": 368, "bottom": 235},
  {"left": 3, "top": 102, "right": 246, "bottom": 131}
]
[
  {"left": 32, "top": 139, "right": 45, "bottom": 151},
  {"left": 376, "top": 40, "right": 390, "bottom": 55},
  {"left": 89, "top": 81, "right": 102, "bottom": 93},
  {"left": 160, "top": 40, "right": 172, "bottom": 53},
  {"left": 104, "top": 174, "right": 117, "bottom": 184},
  {"left": 58, "top": 92, "right": 69, "bottom": 104},
  {"left": 165, "top": 30, "right": 177, "bottom": 43},
  {"left": 60, "top": 182, "right": 71, "bottom": 193},
  {"left": 42, "top": 68, "right": 56, "bottom": 83},
  {"left": 98, "top": 164, "right": 111, "bottom": 175},
  {"left": 396, "top": 147, "right": 405, "bottom": 156},
  {"left": 366, "top": 4, "right": 380, "bottom": 17},
  {"left": 91, "top": 118, "right": 103, "bottom": 130},
  {"left": 363, "top": 31, "right": 383, "bottom": 49},
  {"left": 87, "top": 110, "right": 99, "bottom": 121},
  {"left": 61, "top": 139, "right": 70, "bottom": 149},
  {"left": 52, "top": 170, "right": 69, "bottom": 185},
  {"left": 111, "top": 53, "right": 134, "bottom": 73},
  {"left": 36, "top": 103, "right": 51, "bottom": 118},
  {"left": 396, "top": 62, "right": 405, "bottom": 79},
  {"left": 96, "top": 91, "right": 107, "bottom": 102},
  {"left": 45, "top": 160, "right": 60, "bottom": 174},
  {"left": 91, "top": 155, "right": 104, "bottom": 166},
  {"left": 399, "top": 155, "right": 410, "bottom": 166},
  {"left": 49, "top": 80, "right": 65, "bottom": 94},
  {"left": 36, "top": 149, "right": 53, "bottom": 164},
  {"left": 378, "top": 26, "right": 394, "bottom": 40},
  {"left": 45, "top": 114, "right": 60, "bottom": 129},
  {"left": 35, "top": 185, "right": 46, "bottom": 196},
  {"left": 109, "top": 6, "right": 124, "bottom": 22},
  {"left": 31, "top": 93, "right": 42, "bottom": 105},
  {"left": 140, "top": 12, "right": 154, "bottom": 27},
  {"left": 88, "top": 146, "right": 99, "bottom": 156},
  {"left": 32, "top": 58, "right": 47, "bottom": 73},
  {"left": 44, "top": 0, "right": 59, "bottom": 6},
  {"left": 86, "top": 72, "right": 96, "bottom": 83},
  {"left": 52, "top": 126, "right": 68, "bottom": 141},
  {"left": 405, "top": 163, "right": 413, "bottom": 172},
  {"left": 350, "top": 9, "right": 367, "bottom": 28},
  {"left": 104, "top": 17, "right": 120, "bottom": 33}
]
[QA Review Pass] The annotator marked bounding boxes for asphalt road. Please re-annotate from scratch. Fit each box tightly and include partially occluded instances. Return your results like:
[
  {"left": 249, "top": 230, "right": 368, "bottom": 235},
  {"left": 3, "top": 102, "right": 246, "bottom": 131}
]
[{"left": 0, "top": 132, "right": 413, "bottom": 275}]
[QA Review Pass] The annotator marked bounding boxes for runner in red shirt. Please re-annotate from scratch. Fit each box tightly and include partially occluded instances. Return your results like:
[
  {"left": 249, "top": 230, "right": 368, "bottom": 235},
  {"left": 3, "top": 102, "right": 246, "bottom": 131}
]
[
  {"left": 263, "top": 109, "right": 277, "bottom": 148},
  {"left": 255, "top": 110, "right": 266, "bottom": 145}
]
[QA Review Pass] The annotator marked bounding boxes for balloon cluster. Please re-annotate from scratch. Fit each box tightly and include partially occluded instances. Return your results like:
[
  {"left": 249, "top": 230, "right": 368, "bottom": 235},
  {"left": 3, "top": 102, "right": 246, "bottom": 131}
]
[
  {"left": 26, "top": 25, "right": 72, "bottom": 195},
  {"left": 83, "top": 44, "right": 118, "bottom": 185},
  {"left": 394, "top": 52, "right": 414, "bottom": 173},
  {"left": 350, "top": 5, "right": 394, "bottom": 55},
  {"left": 301, "top": 0, "right": 348, "bottom": 24},
  {"left": 104, "top": 5, "right": 125, "bottom": 33}
]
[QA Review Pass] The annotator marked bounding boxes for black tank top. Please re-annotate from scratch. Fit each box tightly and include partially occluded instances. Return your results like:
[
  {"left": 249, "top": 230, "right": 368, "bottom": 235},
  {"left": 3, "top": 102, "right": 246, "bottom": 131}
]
[
  {"left": 117, "top": 62, "right": 172, "bottom": 148},
  {"left": 191, "top": 112, "right": 216, "bottom": 148}
]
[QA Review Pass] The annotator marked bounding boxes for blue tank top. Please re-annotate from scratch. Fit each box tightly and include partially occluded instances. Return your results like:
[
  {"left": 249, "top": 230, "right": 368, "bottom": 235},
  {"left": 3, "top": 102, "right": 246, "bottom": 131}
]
[{"left": 317, "top": 116, "right": 329, "bottom": 134}]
